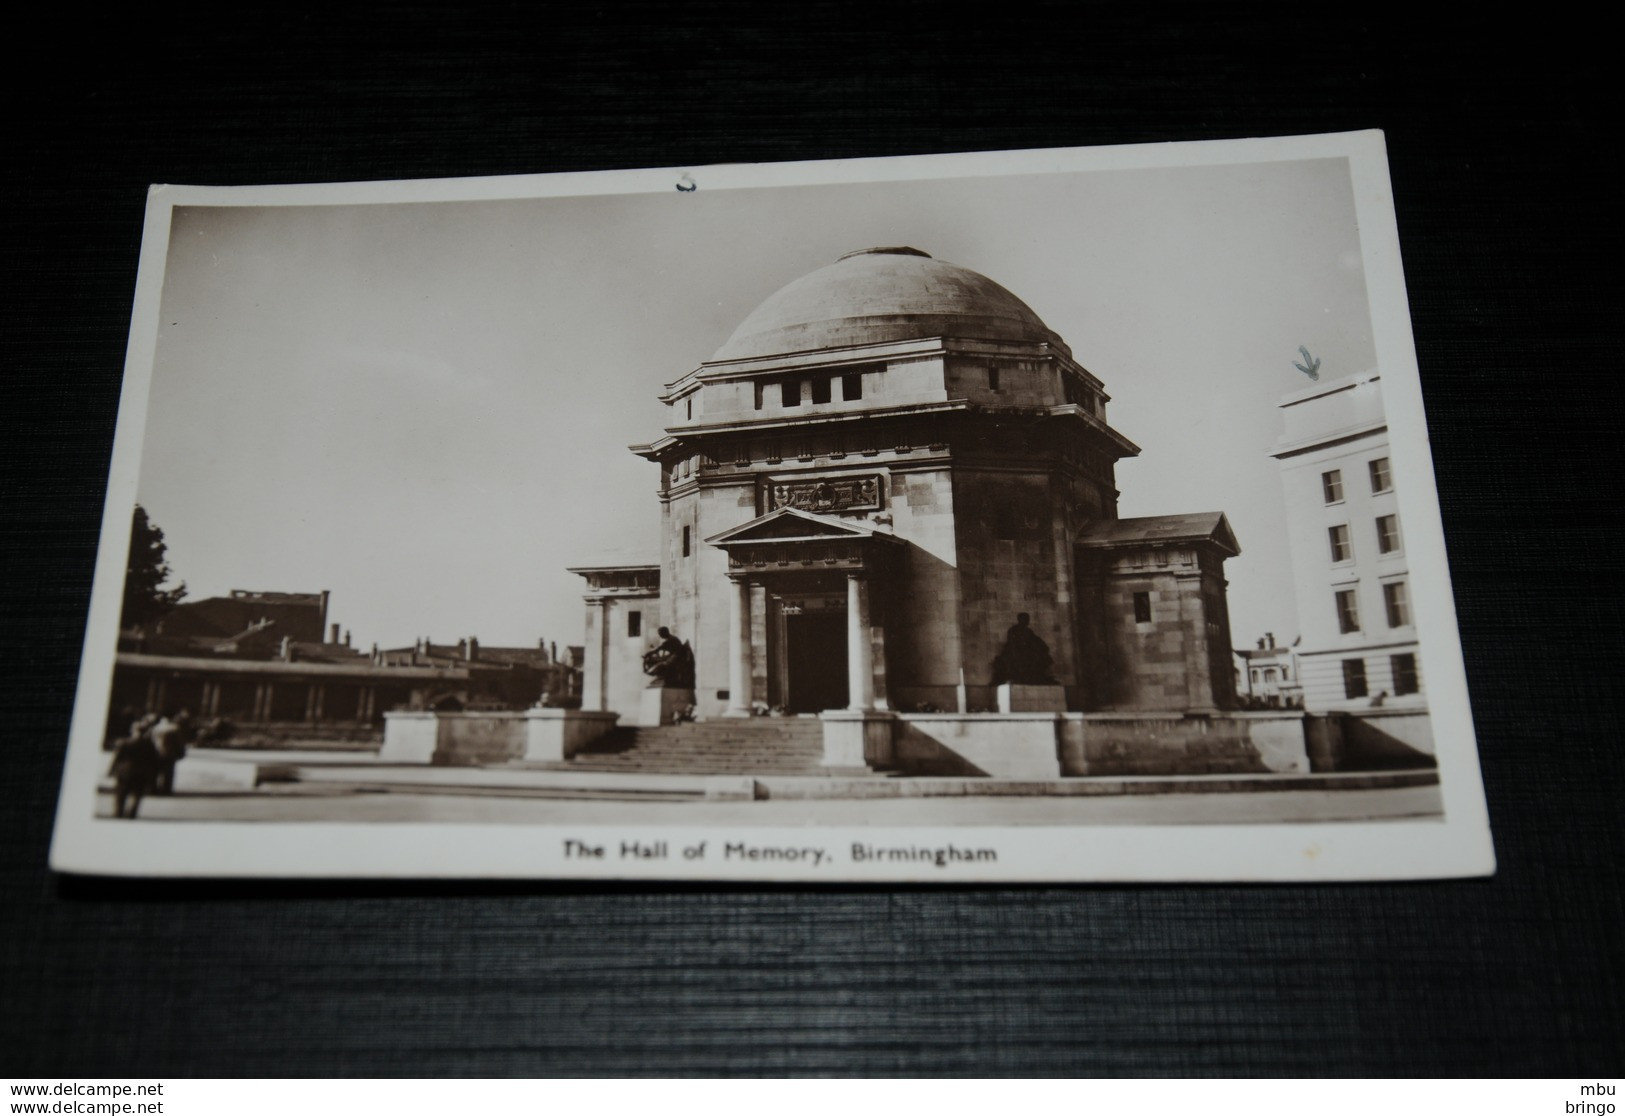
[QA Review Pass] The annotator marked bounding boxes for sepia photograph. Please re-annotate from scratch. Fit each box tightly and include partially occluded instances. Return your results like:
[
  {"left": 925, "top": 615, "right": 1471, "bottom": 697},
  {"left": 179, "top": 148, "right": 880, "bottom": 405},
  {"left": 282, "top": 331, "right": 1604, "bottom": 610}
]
[{"left": 48, "top": 131, "right": 1493, "bottom": 881}]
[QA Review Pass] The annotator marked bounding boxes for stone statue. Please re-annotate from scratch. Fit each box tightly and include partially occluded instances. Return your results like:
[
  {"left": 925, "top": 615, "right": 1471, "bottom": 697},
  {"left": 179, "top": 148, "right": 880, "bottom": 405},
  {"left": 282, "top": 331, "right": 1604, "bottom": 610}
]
[
  {"left": 642, "top": 626, "right": 696, "bottom": 689},
  {"left": 991, "top": 612, "right": 1056, "bottom": 686}
]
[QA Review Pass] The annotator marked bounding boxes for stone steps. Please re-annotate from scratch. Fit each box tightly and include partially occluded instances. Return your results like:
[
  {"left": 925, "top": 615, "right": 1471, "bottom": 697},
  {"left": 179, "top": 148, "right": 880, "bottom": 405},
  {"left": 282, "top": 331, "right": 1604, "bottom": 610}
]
[{"left": 558, "top": 721, "right": 832, "bottom": 775}]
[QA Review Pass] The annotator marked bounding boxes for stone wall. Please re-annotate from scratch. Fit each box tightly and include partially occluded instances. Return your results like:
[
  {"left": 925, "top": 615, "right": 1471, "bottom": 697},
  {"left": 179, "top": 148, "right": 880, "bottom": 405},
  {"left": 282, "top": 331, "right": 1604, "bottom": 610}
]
[
  {"left": 1086, "top": 547, "right": 1232, "bottom": 712},
  {"left": 1060, "top": 712, "right": 1309, "bottom": 776},
  {"left": 894, "top": 714, "right": 1063, "bottom": 778},
  {"left": 381, "top": 709, "right": 619, "bottom": 766},
  {"left": 583, "top": 591, "right": 660, "bottom": 720},
  {"left": 380, "top": 711, "right": 528, "bottom": 765},
  {"left": 951, "top": 469, "right": 1071, "bottom": 702},
  {"left": 883, "top": 465, "right": 962, "bottom": 711},
  {"left": 1309, "top": 708, "right": 1436, "bottom": 771},
  {"left": 884, "top": 711, "right": 1311, "bottom": 778}
]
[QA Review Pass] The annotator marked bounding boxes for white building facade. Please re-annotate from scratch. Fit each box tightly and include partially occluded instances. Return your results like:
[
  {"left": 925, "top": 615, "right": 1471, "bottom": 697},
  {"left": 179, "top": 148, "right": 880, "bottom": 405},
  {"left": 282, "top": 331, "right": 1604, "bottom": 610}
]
[{"left": 1270, "top": 371, "right": 1423, "bottom": 712}]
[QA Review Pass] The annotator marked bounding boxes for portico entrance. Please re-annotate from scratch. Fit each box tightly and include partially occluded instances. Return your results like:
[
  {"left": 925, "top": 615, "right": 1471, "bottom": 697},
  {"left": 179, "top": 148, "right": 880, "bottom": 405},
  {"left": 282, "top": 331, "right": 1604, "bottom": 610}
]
[{"left": 708, "top": 506, "right": 900, "bottom": 717}]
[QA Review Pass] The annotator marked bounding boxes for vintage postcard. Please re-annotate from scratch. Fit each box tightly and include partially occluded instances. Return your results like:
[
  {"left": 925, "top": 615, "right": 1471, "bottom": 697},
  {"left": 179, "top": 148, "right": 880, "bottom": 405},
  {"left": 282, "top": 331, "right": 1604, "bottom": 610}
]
[{"left": 49, "top": 131, "right": 1495, "bottom": 881}]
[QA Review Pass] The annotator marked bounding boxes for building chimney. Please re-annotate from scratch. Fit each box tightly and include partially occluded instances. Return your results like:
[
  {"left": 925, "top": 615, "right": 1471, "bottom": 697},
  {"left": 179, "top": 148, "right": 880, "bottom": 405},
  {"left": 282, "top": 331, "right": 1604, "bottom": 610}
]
[
  {"left": 1266, "top": 632, "right": 1275, "bottom": 649},
  {"left": 1257, "top": 637, "right": 1265, "bottom": 650},
  {"left": 344, "top": 629, "right": 351, "bottom": 647},
  {"left": 551, "top": 641, "right": 558, "bottom": 663},
  {"left": 466, "top": 637, "right": 478, "bottom": 662},
  {"left": 330, "top": 623, "right": 341, "bottom": 644}
]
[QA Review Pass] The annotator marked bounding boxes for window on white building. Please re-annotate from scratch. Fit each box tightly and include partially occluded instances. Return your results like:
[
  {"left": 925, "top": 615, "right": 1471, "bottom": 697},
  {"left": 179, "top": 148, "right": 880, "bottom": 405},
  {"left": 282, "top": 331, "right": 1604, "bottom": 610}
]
[
  {"left": 1343, "top": 659, "right": 1368, "bottom": 699},
  {"left": 781, "top": 380, "right": 800, "bottom": 407},
  {"left": 1335, "top": 588, "right": 1361, "bottom": 634},
  {"left": 1376, "top": 514, "right": 1401, "bottom": 554},
  {"left": 1370, "top": 457, "right": 1393, "bottom": 493},
  {"left": 1384, "top": 581, "right": 1410, "bottom": 628},
  {"left": 1392, "top": 653, "right": 1420, "bottom": 695},
  {"left": 1322, "top": 470, "right": 1344, "bottom": 504},
  {"left": 1328, "top": 524, "right": 1352, "bottom": 563},
  {"left": 842, "top": 372, "right": 863, "bottom": 401},
  {"left": 627, "top": 611, "right": 641, "bottom": 638}
]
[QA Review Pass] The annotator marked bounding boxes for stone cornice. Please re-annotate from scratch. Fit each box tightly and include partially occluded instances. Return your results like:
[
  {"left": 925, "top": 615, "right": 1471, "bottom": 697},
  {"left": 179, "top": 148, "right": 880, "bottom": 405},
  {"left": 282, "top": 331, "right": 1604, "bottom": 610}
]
[
  {"left": 632, "top": 400, "right": 1138, "bottom": 461},
  {"left": 659, "top": 335, "right": 1101, "bottom": 397},
  {"left": 1269, "top": 420, "right": 1388, "bottom": 460}
]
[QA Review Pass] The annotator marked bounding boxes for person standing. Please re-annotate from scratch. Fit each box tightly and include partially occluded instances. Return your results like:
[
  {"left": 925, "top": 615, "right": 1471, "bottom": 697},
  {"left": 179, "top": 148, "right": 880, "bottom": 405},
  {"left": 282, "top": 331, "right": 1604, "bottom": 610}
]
[
  {"left": 149, "top": 711, "right": 185, "bottom": 796},
  {"left": 109, "top": 726, "right": 160, "bottom": 819}
]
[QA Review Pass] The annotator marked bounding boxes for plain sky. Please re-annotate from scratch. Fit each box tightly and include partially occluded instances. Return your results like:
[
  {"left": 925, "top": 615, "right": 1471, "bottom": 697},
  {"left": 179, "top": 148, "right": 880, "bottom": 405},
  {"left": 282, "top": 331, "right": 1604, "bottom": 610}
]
[{"left": 134, "top": 155, "right": 1375, "bottom": 653}]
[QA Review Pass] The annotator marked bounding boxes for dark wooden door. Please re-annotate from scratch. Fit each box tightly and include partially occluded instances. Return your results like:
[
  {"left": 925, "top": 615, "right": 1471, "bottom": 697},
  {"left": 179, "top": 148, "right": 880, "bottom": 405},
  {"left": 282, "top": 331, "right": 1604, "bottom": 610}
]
[{"left": 785, "top": 611, "right": 847, "bottom": 712}]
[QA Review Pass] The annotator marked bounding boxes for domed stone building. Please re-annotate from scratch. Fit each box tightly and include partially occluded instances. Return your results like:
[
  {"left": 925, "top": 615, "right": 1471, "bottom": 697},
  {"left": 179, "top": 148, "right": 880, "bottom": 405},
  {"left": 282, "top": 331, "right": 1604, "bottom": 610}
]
[{"left": 574, "top": 247, "right": 1241, "bottom": 730}]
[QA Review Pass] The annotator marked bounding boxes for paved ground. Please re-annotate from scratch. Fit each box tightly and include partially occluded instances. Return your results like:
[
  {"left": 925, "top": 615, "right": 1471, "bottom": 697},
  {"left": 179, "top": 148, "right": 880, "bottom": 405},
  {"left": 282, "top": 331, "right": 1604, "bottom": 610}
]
[{"left": 95, "top": 782, "right": 1445, "bottom": 826}]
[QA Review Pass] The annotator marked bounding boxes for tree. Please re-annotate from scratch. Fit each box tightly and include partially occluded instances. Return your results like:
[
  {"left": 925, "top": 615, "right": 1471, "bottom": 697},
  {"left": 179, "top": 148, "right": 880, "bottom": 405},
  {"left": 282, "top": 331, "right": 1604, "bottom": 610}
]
[{"left": 121, "top": 504, "right": 186, "bottom": 630}]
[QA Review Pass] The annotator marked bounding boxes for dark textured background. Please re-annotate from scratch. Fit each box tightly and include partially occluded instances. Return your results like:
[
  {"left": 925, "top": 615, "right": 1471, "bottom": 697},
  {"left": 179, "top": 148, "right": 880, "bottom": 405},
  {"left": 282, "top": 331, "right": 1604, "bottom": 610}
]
[{"left": 3, "top": 5, "right": 1620, "bottom": 1077}]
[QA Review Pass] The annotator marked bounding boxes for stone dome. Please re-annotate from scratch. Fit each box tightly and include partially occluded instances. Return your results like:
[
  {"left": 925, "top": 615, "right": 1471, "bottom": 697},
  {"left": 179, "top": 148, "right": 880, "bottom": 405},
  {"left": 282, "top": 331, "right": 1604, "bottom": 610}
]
[{"left": 708, "top": 247, "right": 1065, "bottom": 363}]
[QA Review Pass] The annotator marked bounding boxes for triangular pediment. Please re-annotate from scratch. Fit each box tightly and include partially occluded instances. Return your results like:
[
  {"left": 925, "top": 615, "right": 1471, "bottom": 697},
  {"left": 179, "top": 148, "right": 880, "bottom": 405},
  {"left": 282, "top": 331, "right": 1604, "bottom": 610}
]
[
  {"left": 1075, "top": 511, "right": 1241, "bottom": 558},
  {"left": 707, "top": 506, "right": 884, "bottom": 547}
]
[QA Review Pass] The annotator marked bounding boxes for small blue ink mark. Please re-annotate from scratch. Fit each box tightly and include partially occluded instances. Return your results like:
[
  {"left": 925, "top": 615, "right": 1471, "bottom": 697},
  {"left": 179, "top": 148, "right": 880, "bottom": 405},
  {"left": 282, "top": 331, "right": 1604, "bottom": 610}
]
[
  {"left": 1293, "top": 346, "right": 1321, "bottom": 380},
  {"left": 676, "top": 173, "right": 697, "bottom": 193}
]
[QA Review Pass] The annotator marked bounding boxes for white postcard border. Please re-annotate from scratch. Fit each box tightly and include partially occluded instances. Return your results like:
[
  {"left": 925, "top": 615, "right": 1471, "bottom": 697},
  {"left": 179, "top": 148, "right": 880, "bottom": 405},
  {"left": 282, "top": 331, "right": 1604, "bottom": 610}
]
[{"left": 49, "top": 130, "right": 1495, "bottom": 882}]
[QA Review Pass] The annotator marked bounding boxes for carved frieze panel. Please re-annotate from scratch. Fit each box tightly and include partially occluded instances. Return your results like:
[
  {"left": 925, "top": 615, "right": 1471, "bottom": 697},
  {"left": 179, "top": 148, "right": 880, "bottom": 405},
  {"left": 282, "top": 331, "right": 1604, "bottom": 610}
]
[
  {"left": 767, "top": 474, "right": 883, "bottom": 515},
  {"left": 727, "top": 541, "right": 865, "bottom": 571}
]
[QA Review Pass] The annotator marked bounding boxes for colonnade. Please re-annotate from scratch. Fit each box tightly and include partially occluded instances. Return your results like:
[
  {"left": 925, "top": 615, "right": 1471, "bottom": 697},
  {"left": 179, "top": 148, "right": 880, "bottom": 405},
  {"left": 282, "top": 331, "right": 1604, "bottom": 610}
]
[
  {"left": 726, "top": 571, "right": 874, "bottom": 716},
  {"left": 138, "top": 674, "right": 381, "bottom": 724}
]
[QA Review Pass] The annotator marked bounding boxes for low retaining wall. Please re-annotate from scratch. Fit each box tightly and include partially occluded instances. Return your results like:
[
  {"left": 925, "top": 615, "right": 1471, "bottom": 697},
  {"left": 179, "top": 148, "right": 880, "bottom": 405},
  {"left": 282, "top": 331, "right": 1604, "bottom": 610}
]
[
  {"left": 1063, "top": 713, "right": 1310, "bottom": 776},
  {"left": 886, "top": 711, "right": 1311, "bottom": 777},
  {"left": 189, "top": 722, "right": 383, "bottom": 751},
  {"left": 1311, "top": 709, "right": 1436, "bottom": 772},
  {"left": 171, "top": 755, "right": 298, "bottom": 790},
  {"left": 894, "top": 714, "right": 1064, "bottom": 778},
  {"left": 820, "top": 711, "right": 897, "bottom": 770},
  {"left": 381, "top": 709, "right": 619, "bottom": 766}
]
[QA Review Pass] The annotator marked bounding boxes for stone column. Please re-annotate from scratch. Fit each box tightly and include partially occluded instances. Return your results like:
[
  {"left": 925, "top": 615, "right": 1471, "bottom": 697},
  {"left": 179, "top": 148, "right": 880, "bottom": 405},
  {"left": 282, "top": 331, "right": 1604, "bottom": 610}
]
[
  {"left": 846, "top": 572, "right": 874, "bottom": 712},
  {"left": 589, "top": 599, "right": 610, "bottom": 712},
  {"left": 727, "top": 575, "right": 751, "bottom": 716}
]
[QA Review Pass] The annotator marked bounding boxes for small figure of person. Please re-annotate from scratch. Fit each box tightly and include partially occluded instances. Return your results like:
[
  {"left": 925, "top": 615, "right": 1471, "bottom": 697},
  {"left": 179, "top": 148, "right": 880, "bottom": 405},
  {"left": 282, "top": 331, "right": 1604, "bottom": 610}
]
[
  {"left": 156, "top": 709, "right": 196, "bottom": 795},
  {"left": 991, "top": 612, "right": 1057, "bottom": 686},
  {"left": 108, "top": 724, "right": 160, "bottom": 819},
  {"left": 149, "top": 711, "right": 186, "bottom": 796},
  {"left": 642, "top": 627, "right": 695, "bottom": 688},
  {"left": 104, "top": 704, "right": 138, "bottom": 752}
]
